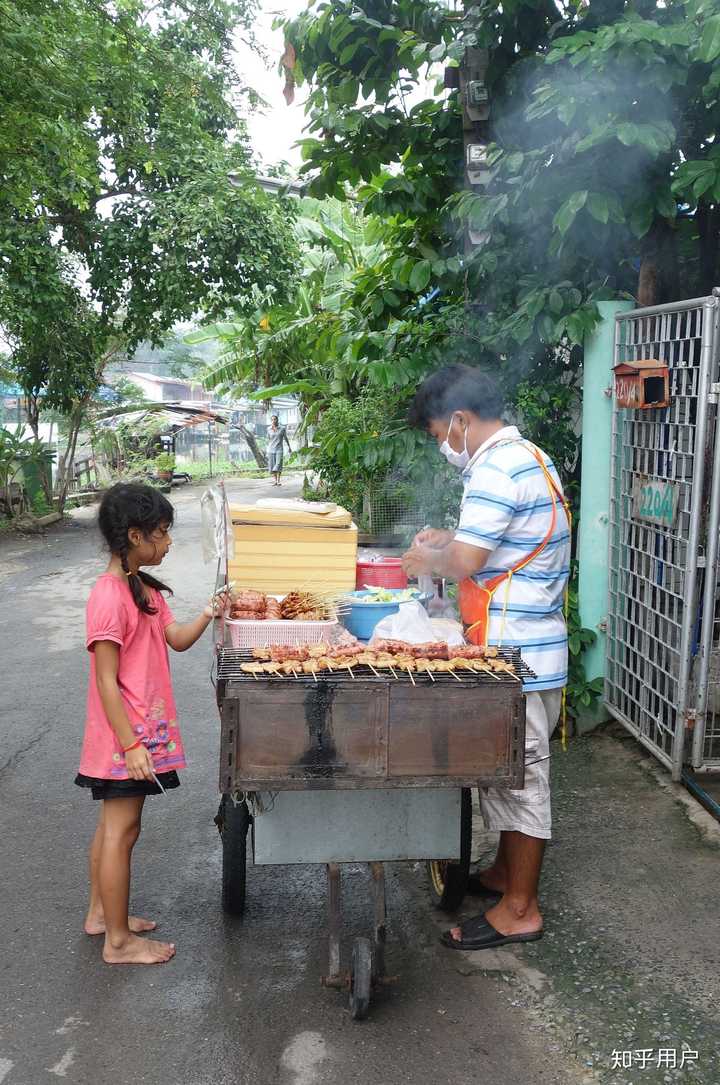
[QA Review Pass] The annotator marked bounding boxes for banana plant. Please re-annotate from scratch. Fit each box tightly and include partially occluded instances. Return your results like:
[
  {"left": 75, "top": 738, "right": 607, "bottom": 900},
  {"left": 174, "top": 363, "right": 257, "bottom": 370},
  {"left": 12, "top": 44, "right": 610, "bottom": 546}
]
[{"left": 190, "top": 197, "right": 389, "bottom": 428}]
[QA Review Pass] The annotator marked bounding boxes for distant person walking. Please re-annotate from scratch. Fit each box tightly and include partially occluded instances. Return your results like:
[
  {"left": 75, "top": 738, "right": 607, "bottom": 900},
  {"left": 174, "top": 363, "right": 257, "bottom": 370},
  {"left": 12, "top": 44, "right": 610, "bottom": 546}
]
[{"left": 267, "top": 414, "right": 292, "bottom": 486}]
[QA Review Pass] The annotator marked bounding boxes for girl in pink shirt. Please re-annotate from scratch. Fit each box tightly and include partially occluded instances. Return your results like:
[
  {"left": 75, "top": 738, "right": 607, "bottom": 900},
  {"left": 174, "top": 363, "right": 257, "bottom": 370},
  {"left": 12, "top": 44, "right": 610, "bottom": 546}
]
[{"left": 76, "top": 483, "right": 224, "bottom": 966}]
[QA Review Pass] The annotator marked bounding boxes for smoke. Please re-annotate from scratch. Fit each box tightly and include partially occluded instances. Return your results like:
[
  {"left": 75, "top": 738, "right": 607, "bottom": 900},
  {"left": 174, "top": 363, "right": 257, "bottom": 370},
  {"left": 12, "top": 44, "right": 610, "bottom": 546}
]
[{"left": 458, "top": 20, "right": 683, "bottom": 307}]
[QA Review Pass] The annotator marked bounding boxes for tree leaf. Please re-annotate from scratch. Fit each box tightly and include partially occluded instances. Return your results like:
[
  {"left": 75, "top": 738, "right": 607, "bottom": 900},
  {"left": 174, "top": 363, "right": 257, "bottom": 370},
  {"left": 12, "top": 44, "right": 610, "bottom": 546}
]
[
  {"left": 698, "top": 13, "right": 720, "bottom": 62},
  {"left": 616, "top": 123, "right": 639, "bottom": 147},
  {"left": 339, "top": 41, "right": 361, "bottom": 64},
  {"left": 409, "top": 259, "right": 432, "bottom": 292},
  {"left": 587, "top": 193, "right": 609, "bottom": 225},
  {"left": 553, "top": 190, "right": 587, "bottom": 235},
  {"left": 549, "top": 289, "right": 564, "bottom": 314},
  {"left": 629, "top": 201, "right": 654, "bottom": 238}
]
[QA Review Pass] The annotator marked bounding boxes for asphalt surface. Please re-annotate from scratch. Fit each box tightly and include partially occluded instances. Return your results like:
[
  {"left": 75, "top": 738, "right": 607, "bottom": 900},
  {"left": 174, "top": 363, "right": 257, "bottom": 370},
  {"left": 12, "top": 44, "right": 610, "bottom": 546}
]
[{"left": 0, "top": 478, "right": 587, "bottom": 1085}]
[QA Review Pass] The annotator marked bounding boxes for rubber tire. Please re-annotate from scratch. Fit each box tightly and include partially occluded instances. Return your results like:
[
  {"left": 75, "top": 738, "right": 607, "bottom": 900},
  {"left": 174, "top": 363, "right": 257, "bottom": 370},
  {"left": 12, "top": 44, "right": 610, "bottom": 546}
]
[
  {"left": 349, "top": 937, "right": 373, "bottom": 1021},
  {"left": 219, "top": 795, "right": 250, "bottom": 917},
  {"left": 427, "top": 787, "right": 472, "bottom": 913}
]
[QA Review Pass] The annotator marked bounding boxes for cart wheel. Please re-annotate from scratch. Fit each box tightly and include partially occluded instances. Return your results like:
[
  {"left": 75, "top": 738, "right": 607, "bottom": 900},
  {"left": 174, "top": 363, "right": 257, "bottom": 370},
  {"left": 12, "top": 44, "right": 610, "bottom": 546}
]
[
  {"left": 427, "top": 787, "right": 472, "bottom": 912},
  {"left": 219, "top": 795, "right": 250, "bottom": 917},
  {"left": 349, "top": 937, "right": 373, "bottom": 1021}
]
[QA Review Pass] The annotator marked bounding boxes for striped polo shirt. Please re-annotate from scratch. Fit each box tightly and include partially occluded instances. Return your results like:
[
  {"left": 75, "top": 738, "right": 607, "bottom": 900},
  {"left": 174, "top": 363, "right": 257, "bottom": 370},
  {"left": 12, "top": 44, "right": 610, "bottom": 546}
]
[{"left": 454, "top": 425, "right": 570, "bottom": 691}]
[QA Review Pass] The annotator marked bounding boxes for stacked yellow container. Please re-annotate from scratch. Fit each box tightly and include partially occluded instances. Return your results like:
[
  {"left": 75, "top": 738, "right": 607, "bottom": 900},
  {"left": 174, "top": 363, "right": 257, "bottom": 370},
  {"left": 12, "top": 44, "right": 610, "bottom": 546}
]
[{"left": 227, "top": 499, "right": 358, "bottom": 595}]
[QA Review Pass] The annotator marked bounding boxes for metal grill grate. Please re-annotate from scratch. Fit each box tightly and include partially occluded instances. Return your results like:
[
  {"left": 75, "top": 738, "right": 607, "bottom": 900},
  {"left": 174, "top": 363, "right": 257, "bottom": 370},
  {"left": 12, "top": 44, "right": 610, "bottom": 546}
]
[
  {"left": 606, "top": 297, "right": 720, "bottom": 776},
  {"left": 216, "top": 645, "right": 535, "bottom": 686}
]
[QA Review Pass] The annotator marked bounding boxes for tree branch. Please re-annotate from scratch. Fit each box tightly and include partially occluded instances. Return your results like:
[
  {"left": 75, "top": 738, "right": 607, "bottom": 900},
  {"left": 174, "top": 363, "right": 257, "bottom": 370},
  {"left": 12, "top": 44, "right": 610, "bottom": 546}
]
[{"left": 91, "top": 187, "right": 140, "bottom": 205}]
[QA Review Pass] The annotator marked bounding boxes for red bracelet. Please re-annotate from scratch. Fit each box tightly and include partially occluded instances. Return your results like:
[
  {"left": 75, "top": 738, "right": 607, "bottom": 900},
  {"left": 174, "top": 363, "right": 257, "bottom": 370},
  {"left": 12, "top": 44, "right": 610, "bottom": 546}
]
[{"left": 122, "top": 738, "right": 143, "bottom": 753}]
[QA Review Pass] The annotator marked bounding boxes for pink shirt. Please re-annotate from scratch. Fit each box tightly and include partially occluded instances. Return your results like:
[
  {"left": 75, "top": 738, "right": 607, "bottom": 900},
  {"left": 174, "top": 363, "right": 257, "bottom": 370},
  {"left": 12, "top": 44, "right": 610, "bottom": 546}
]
[{"left": 79, "top": 574, "right": 187, "bottom": 780}]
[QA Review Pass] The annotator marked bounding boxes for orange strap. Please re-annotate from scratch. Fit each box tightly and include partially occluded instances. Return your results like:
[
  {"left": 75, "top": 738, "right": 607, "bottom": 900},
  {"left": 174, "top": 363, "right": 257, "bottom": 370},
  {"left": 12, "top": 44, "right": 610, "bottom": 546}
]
[{"left": 459, "top": 441, "right": 570, "bottom": 647}]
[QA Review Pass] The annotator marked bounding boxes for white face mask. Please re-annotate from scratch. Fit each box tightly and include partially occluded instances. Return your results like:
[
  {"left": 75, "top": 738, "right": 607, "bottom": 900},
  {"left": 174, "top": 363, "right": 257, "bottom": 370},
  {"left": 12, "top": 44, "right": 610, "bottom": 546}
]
[{"left": 439, "top": 413, "right": 470, "bottom": 469}]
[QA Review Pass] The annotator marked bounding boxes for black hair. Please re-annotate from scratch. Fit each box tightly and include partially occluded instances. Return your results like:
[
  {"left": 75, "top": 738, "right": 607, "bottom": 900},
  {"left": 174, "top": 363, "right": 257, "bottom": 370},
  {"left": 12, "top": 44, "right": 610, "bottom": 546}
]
[
  {"left": 408, "top": 364, "right": 505, "bottom": 430},
  {"left": 98, "top": 483, "right": 174, "bottom": 615}
]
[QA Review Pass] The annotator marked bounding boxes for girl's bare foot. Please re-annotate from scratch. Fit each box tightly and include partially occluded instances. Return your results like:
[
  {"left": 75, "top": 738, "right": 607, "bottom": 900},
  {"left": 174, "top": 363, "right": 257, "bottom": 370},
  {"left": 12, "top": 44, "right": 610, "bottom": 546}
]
[
  {"left": 103, "top": 933, "right": 175, "bottom": 965},
  {"left": 84, "top": 914, "right": 157, "bottom": 935}
]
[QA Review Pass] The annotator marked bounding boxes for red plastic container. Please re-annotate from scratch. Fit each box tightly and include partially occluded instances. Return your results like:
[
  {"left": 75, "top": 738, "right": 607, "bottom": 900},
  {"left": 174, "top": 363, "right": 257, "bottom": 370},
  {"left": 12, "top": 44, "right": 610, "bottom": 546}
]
[{"left": 355, "top": 557, "right": 408, "bottom": 590}]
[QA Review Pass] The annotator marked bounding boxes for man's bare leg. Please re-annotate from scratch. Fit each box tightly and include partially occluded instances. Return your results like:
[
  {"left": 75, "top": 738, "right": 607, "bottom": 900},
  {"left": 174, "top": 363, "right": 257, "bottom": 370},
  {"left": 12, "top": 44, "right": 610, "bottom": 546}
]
[
  {"left": 471, "top": 830, "right": 509, "bottom": 893},
  {"left": 99, "top": 796, "right": 175, "bottom": 964},
  {"left": 450, "top": 831, "right": 544, "bottom": 942},
  {"left": 84, "top": 803, "right": 157, "bottom": 935}
]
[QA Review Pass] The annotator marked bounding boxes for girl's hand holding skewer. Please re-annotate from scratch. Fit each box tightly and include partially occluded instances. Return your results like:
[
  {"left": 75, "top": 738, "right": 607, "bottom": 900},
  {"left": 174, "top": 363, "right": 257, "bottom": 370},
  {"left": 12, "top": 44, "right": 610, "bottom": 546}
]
[
  {"left": 204, "top": 587, "right": 231, "bottom": 618},
  {"left": 124, "top": 744, "right": 156, "bottom": 783}
]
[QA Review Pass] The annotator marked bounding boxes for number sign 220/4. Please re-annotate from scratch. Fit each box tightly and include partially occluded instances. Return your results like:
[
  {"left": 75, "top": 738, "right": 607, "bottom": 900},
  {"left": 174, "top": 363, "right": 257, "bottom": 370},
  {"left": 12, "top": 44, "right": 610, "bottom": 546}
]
[{"left": 631, "top": 477, "right": 679, "bottom": 529}]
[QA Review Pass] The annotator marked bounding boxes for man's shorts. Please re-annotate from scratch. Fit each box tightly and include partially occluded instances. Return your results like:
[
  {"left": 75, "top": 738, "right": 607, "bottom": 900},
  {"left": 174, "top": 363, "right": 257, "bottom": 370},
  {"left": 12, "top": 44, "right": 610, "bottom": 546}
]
[{"left": 479, "top": 688, "right": 563, "bottom": 840}]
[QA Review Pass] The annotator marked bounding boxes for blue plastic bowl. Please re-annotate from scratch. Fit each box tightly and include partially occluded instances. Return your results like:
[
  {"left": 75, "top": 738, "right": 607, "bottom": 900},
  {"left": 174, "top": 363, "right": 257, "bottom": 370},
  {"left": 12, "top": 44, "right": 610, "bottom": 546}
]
[{"left": 340, "top": 590, "right": 429, "bottom": 641}]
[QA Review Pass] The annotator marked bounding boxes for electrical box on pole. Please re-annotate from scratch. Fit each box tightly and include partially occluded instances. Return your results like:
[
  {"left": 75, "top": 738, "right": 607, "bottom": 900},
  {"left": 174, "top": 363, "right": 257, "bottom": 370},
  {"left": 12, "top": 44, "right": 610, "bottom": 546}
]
[{"left": 458, "top": 47, "right": 491, "bottom": 253}]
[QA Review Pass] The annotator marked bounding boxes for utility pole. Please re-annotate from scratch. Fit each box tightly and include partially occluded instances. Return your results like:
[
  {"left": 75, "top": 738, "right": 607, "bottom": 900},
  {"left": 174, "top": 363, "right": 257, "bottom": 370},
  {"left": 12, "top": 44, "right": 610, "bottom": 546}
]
[
  {"left": 459, "top": 46, "right": 491, "bottom": 251},
  {"left": 443, "top": 5, "right": 493, "bottom": 312}
]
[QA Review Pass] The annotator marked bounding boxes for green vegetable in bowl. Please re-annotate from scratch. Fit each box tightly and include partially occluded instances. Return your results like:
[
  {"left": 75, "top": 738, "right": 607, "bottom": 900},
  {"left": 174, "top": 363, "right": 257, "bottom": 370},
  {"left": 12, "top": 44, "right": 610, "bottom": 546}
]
[{"left": 358, "top": 588, "right": 419, "bottom": 604}]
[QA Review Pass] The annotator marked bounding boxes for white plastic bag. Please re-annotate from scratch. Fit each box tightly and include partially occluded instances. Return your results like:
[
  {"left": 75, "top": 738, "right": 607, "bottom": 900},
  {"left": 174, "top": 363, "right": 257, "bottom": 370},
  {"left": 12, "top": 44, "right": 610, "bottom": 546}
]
[
  {"left": 200, "top": 487, "right": 234, "bottom": 565},
  {"left": 369, "top": 603, "right": 466, "bottom": 646},
  {"left": 427, "top": 617, "right": 466, "bottom": 646},
  {"left": 370, "top": 601, "right": 434, "bottom": 644}
]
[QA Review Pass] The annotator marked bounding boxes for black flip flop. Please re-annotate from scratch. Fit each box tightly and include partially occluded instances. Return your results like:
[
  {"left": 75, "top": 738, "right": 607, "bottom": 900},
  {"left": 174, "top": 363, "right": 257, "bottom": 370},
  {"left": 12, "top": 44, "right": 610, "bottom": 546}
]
[
  {"left": 466, "top": 873, "right": 503, "bottom": 900},
  {"left": 441, "top": 913, "right": 543, "bottom": 952}
]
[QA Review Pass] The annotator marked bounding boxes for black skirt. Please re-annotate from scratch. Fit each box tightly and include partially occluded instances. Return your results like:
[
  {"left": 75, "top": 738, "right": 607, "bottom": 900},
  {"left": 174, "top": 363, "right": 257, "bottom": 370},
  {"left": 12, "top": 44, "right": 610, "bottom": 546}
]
[{"left": 74, "top": 771, "right": 180, "bottom": 801}]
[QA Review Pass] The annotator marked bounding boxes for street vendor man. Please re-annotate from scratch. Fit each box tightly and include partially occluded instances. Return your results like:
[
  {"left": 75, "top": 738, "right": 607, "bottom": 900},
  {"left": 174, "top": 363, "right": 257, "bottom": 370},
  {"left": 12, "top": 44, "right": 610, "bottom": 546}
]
[{"left": 402, "top": 364, "right": 570, "bottom": 952}]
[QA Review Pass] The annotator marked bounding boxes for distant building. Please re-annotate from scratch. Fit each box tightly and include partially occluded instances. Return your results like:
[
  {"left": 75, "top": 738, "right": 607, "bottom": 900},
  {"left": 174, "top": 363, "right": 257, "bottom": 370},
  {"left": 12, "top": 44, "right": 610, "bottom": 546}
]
[
  {"left": 118, "top": 372, "right": 301, "bottom": 465},
  {"left": 126, "top": 371, "right": 206, "bottom": 404}
]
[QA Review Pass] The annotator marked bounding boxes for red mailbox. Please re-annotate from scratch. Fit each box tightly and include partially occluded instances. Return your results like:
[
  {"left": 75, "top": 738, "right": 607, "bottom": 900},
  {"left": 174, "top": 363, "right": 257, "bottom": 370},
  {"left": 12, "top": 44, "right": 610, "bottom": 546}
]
[{"left": 612, "top": 359, "right": 670, "bottom": 409}]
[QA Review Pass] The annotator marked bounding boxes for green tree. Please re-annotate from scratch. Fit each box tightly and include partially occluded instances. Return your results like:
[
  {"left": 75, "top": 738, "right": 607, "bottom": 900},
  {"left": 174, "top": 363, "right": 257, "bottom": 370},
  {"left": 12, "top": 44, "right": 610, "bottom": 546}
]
[
  {"left": 280, "top": 0, "right": 720, "bottom": 402},
  {"left": 196, "top": 195, "right": 467, "bottom": 514},
  {"left": 0, "top": 0, "right": 299, "bottom": 509}
]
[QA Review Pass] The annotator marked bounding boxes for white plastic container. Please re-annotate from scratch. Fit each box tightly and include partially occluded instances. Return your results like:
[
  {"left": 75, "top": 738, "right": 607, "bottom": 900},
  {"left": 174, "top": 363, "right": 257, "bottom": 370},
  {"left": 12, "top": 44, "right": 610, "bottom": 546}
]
[{"left": 225, "top": 617, "right": 339, "bottom": 650}]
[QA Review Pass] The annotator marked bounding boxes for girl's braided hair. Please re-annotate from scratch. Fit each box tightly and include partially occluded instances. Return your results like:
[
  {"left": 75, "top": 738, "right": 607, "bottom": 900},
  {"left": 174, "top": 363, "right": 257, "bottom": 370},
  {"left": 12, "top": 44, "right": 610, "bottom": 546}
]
[{"left": 98, "top": 483, "right": 174, "bottom": 615}]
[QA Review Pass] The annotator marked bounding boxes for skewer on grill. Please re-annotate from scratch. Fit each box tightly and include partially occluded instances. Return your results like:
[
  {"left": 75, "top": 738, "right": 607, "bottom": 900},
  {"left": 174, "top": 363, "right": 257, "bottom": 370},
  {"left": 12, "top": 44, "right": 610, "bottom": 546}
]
[
  {"left": 472, "top": 662, "right": 501, "bottom": 681},
  {"left": 238, "top": 639, "right": 526, "bottom": 683},
  {"left": 414, "top": 659, "right": 436, "bottom": 683},
  {"left": 488, "top": 660, "right": 522, "bottom": 681}
]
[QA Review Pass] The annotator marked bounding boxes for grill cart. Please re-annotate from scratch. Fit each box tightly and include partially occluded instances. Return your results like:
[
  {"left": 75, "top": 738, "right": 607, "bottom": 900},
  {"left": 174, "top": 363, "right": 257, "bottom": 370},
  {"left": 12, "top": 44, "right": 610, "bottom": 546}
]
[{"left": 214, "top": 644, "right": 530, "bottom": 1020}]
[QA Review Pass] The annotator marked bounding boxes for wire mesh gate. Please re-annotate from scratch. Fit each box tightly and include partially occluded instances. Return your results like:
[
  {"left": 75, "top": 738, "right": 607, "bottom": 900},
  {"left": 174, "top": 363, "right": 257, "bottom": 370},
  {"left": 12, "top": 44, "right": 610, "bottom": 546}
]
[{"left": 605, "top": 291, "right": 720, "bottom": 779}]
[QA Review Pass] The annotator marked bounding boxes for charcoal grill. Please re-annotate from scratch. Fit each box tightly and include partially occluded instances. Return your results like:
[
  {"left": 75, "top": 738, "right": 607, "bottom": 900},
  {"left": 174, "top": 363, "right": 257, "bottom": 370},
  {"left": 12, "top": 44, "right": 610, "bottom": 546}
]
[
  {"left": 213, "top": 638, "right": 532, "bottom": 1019},
  {"left": 216, "top": 646, "right": 530, "bottom": 792}
]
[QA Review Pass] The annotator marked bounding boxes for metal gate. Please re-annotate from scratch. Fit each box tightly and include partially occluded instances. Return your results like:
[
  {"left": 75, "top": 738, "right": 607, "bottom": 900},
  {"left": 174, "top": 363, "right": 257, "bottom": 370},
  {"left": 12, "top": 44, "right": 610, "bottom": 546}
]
[{"left": 605, "top": 291, "right": 720, "bottom": 779}]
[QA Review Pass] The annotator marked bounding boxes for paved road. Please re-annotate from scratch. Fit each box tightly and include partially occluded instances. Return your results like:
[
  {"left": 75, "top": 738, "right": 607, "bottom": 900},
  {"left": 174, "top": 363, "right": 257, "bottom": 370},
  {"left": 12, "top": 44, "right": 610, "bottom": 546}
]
[{"left": 0, "top": 478, "right": 588, "bottom": 1085}]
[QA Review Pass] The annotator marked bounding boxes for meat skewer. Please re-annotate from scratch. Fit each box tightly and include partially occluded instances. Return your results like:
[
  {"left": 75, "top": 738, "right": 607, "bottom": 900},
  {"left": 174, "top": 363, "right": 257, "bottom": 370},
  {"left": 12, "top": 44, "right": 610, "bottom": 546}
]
[
  {"left": 473, "top": 662, "right": 501, "bottom": 681},
  {"left": 414, "top": 659, "right": 436, "bottom": 682},
  {"left": 241, "top": 637, "right": 524, "bottom": 682}
]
